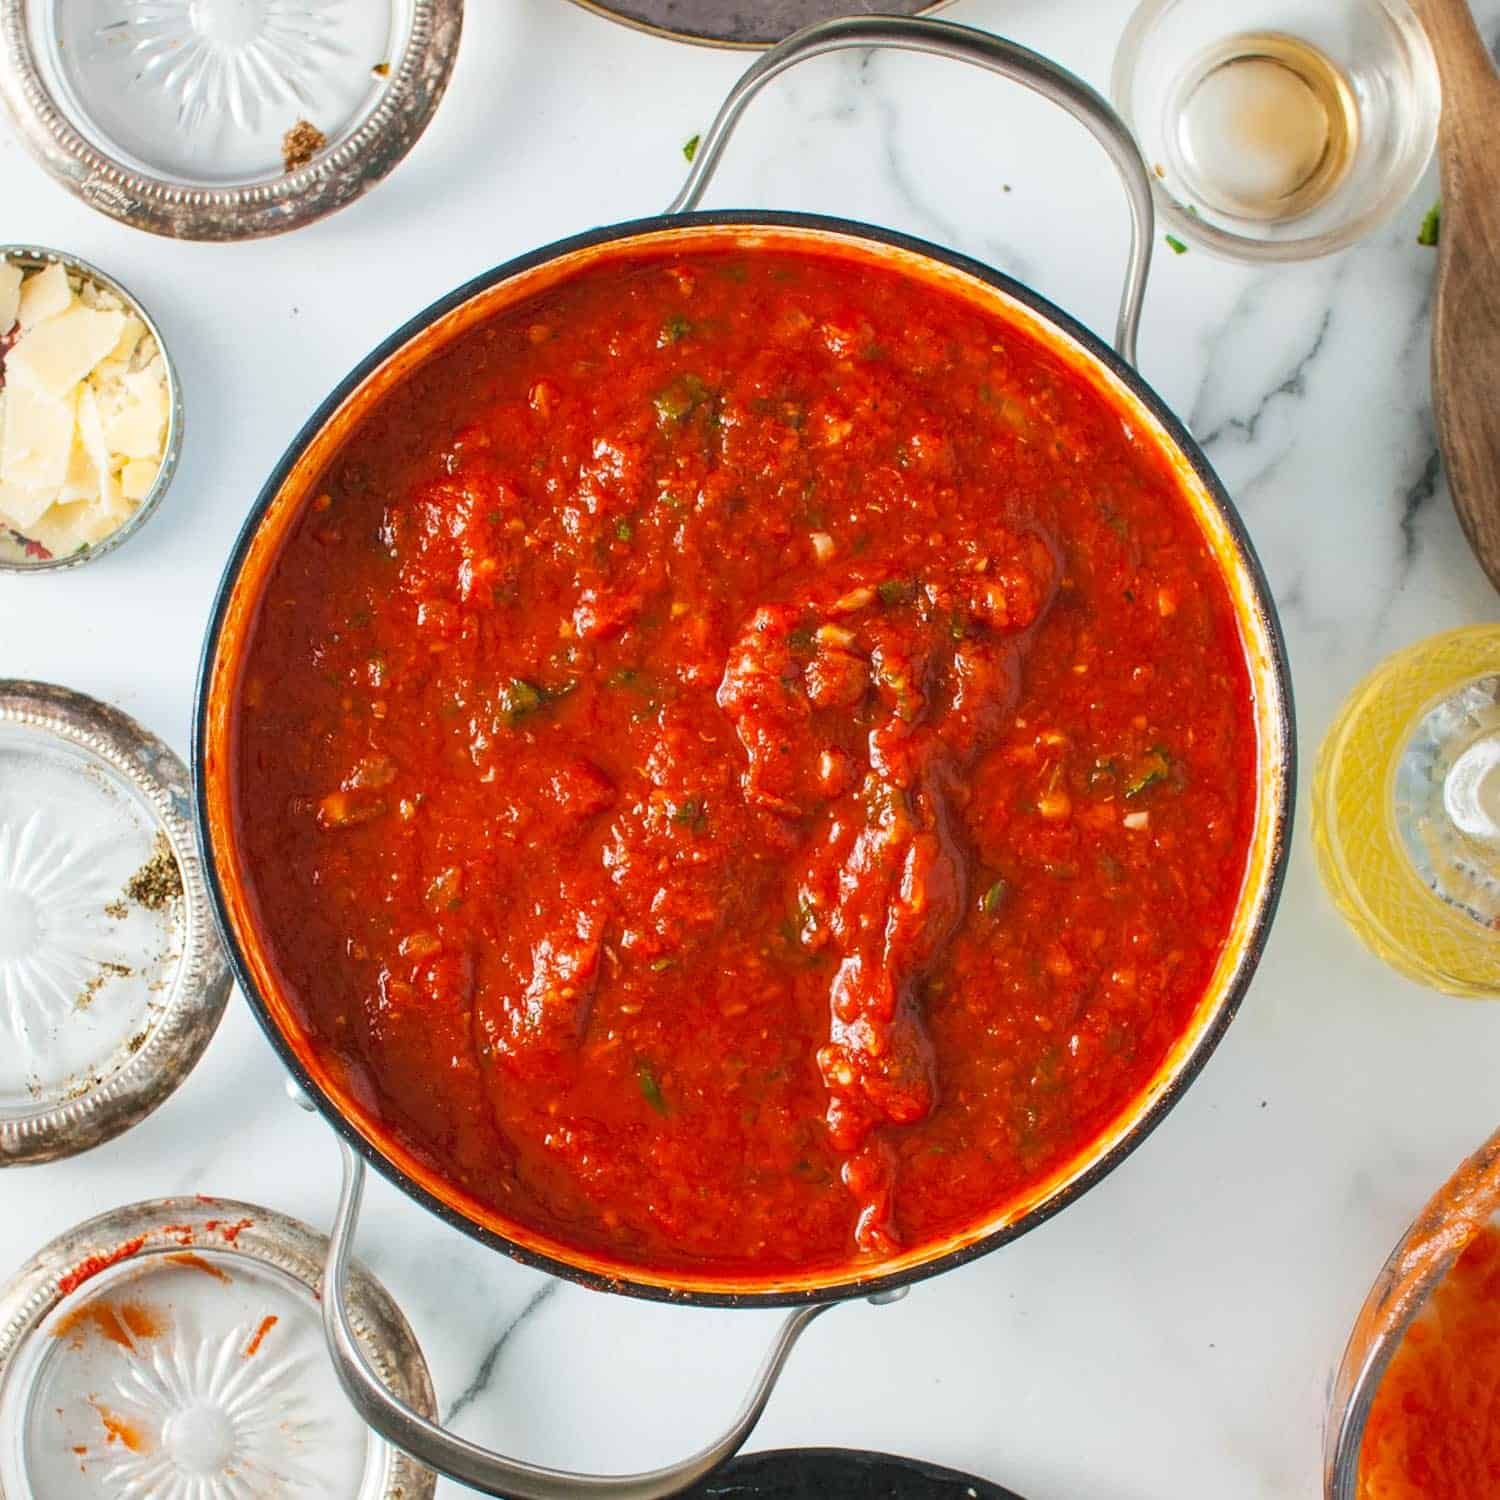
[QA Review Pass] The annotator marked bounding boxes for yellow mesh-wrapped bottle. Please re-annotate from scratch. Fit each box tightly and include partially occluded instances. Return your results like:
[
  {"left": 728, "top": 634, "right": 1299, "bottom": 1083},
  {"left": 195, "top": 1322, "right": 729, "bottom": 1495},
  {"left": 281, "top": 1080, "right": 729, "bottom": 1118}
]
[{"left": 1313, "top": 626, "right": 1500, "bottom": 996}]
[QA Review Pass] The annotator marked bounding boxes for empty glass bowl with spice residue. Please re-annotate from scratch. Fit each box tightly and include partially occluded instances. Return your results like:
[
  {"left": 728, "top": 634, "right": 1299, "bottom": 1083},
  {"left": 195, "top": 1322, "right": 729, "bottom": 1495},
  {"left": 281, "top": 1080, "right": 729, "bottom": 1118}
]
[
  {"left": 0, "top": 1, "right": 462, "bottom": 240},
  {"left": 0, "top": 681, "right": 229, "bottom": 1163}
]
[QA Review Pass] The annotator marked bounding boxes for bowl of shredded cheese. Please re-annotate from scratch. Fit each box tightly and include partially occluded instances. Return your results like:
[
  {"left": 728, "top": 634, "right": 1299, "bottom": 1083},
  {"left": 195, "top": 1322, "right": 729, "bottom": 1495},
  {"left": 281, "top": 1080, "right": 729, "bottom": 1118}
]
[{"left": 0, "top": 247, "right": 181, "bottom": 572}]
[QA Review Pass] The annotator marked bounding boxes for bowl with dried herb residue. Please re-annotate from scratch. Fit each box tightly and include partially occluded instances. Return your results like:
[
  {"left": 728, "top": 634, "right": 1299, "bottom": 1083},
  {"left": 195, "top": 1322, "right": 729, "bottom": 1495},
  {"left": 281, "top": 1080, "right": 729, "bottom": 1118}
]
[{"left": 0, "top": 680, "right": 230, "bottom": 1164}]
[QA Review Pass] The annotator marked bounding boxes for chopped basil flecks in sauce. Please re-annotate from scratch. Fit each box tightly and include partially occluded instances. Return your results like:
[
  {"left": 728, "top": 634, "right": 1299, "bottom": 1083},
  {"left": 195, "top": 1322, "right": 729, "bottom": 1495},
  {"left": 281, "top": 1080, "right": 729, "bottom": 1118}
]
[
  {"left": 637, "top": 1062, "right": 670, "bottom": 1115},
  {"left": 501, "top": 678, "right": 543, "bottom": 721},
  {"left": 653, "top": 374, "right": 711, "bottom": 426},
  {"left": 1124, "top": 749, "right": 1172, "bottom": 798}
]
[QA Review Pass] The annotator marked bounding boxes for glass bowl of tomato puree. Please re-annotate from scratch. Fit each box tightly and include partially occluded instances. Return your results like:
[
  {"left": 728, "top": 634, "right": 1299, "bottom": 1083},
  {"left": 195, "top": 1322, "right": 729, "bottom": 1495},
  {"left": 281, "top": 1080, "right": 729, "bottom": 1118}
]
[
  {"left": 1326, "top": 1126, "right": 1500, "bottom": 1499},
  {"left": 195, "top": 16, "right": 1294, "bottom": 1499}
]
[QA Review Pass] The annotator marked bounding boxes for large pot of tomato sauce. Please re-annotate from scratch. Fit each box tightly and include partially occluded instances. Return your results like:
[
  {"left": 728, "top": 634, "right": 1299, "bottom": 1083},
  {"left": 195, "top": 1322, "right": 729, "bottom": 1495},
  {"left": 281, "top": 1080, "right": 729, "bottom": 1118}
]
[{"left": 195, "top": 17, "right": 1293, "bottom": 1498}]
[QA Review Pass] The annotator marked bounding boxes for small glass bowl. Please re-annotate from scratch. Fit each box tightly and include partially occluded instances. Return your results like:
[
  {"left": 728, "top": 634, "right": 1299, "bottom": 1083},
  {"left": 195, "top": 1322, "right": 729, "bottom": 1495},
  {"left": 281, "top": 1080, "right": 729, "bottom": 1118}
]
[
  {"left": 0, "top": 1197, "right": 436, "bottom": 1499},
  {"left": 0, "top": 679, "right": 231, "bottom": 1163},
  {"left": 0, "top": 0, "right": 463, "bottom": 241},
  {"left": 1324, "top": 1128, "right": 1500, "bottom": 1499},
  {"left": 1112, "top": 0, "right": 1441, "bottom": 261},
  {"left": 0, "top": 246, "right": 183, "bottom": 573}
]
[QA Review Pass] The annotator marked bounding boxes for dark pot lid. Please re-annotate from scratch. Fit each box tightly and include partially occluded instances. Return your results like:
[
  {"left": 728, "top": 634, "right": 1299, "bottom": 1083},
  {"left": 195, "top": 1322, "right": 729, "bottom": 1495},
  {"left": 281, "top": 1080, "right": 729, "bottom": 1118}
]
[
  {"left": 566, "top": 0, "right": 942, "bottom": 48},
  {"left": 692, "top": 1448, "right": 1027, "bottom": 1497}
]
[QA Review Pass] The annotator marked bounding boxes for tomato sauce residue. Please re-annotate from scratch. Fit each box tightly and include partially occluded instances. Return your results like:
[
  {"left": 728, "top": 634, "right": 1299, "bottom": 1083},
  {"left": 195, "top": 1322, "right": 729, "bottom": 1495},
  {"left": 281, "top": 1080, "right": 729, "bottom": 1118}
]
[
  {"left": 93, "top": 1403, "right": 150, "bottom": 1454},
  {"left": 54, "top": 1298, "right": 165, "bottom": 1349},
  {"left": 204, "top": 1217, "right": 253, "bottom": 1244},
  {"left": 57, "top": 1238, "right": 146, "bottom": 1298},
  {"left": 243, "top": 1313, "right": 278, "bottom": 1358},
  {"left": 1359, "top": 1223, "right": 1500, "bottom": 1497},
  {"left": 232, "top": 247, "right": 1258, "bottom": 1278},
  {"left": 167, "top": 1250, "right": 232, "bottom": 1281}
]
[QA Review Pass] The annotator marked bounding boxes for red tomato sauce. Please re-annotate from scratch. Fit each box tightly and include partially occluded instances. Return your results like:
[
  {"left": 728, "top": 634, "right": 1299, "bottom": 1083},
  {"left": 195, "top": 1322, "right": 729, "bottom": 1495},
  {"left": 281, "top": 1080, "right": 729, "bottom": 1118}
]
[
  {"left": 1359, "top": 1224, "right": 1500, "bottom": 1497},
  {"left": 231, "top": 247, "right": 1257, "bottom": 1279}
]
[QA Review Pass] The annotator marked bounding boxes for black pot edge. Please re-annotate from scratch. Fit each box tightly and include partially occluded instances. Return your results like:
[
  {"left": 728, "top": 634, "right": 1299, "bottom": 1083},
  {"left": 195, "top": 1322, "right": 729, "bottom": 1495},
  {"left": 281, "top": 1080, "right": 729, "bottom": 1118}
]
[
  {"left": 697, "top": 1446, "right": 1027, "bottom": 1498},
  {"left": 192, "top": 209, "right": 1297, "bottom": 1310}
]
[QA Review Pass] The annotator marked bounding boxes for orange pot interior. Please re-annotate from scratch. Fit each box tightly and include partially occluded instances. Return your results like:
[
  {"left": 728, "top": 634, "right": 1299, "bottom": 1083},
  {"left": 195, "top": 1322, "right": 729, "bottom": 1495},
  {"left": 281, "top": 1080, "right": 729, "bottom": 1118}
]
[{"left": 201, "top": 222, "right": 1291, "bottom": 1300}]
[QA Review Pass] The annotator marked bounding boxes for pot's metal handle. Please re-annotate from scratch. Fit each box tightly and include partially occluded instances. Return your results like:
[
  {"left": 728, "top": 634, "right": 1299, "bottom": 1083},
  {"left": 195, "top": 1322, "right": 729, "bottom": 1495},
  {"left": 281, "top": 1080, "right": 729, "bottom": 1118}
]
[
  {"left": 318, "top": 1133, "right": 851, "bottom": 1499},
  {"left": 667, "top": 15, "right": 1154, "bottom": 365}
]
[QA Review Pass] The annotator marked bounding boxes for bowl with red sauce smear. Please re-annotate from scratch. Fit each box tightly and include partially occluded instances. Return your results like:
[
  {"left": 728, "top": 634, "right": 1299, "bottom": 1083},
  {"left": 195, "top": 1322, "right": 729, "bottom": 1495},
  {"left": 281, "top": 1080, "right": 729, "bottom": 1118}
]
[
  {"left": 194, "top": 18, "right": 1292, "bottom": 1496},
  {"left": 1327, "top": 1127, "right": 1500, "bottom": 1500}
]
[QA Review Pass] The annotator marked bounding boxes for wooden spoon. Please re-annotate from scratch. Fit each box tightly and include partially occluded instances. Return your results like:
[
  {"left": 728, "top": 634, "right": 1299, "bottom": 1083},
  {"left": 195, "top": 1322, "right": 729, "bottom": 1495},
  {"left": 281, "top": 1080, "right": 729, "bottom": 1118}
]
[{"left": 1415, "top": 0, "right": 1500, "bottom": 591}]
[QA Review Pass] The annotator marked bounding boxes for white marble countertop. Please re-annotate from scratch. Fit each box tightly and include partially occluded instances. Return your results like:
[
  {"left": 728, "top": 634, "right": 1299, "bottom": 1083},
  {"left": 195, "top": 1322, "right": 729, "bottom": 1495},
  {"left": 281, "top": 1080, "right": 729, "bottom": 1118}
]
[{"left": 5, "top": 2, "right": 1500, "bottom": 1496}]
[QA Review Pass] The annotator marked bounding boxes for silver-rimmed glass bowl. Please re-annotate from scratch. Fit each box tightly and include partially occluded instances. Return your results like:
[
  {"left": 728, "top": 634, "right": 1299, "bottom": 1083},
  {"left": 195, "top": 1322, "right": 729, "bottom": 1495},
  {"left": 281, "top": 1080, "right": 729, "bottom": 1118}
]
[
  {"left": 0, "top": 245, "right": 183, "bottom": 574},
  {"left": 1325, "top": 1127, "right": 1500, "bottom": 1498},
  {"left": 0, "top": 0, "right": 463, "bottom": 241},
  {"left": 1112, "top": 0, "right": 1441, "bottom": 261},
  {"left": 0, "top": 681, "right": 231, "bottom": 1164},
  {"left": 0, "top": 1197, "right": 436, "bottom": 1499}
]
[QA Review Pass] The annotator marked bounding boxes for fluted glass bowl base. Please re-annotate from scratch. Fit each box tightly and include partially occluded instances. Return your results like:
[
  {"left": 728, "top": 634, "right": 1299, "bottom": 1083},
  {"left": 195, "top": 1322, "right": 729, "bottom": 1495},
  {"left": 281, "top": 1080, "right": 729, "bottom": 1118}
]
[{"left": 44, "top": 0, "right": 408, "bottom": 185}]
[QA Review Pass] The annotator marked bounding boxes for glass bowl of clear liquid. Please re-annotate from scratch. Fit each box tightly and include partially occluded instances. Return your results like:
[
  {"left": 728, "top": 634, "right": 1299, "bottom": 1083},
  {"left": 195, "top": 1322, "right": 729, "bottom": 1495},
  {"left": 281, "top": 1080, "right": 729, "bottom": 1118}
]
[{"left": 1111, "top": 0, "right": 1441, "bottom": 261}]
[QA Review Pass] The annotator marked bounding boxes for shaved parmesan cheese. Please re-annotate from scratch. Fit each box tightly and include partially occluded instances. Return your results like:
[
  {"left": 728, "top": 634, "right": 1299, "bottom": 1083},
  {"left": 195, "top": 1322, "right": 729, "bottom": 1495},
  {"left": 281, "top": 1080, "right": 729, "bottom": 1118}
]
[
  {"left": 0, "top": 259, "right": 170, "bottom": 557},
  {"left": 77, "top": 386, "right": 125, "bottom": 515},
  {"left": 96, "top": 463, "right": 120, "bottom": 515},
  {"left": 7, "top": 307, "right": 127, "bottom": 398},
  {"left": 13, "top": 503, "right": 76, "bottom": 556},
  {"left": 23, "top": 500, "right": 113, "bottom": 556},
  {"left": 1, "top": 383, "right": 77, "bottom": 491},
  {"left": 105, "top": 382, "right": 166, "bottom": 458},
  {"left": 125, "top": 363, "right": 165, "bottom": 405},
  {"left": 0, "top": 478, "right": 61, "bottom": 531},
  {"left": 16, "top": 262, "right": 71, "bottom": 329},
  {"left": 58, "top": 432, "right": 97, "bottom": 503},
  {"left": 108, "top": 315, "right": 146, "bottom": 365},
  {"left": 77, "top": 279, "right": 124, "bottom": 314},
  {"left": 89, "top": 360, "right": 128, "bottom": 393},
  {"left": 76, "top": 385, "right": 112, "bottom": 485},
  {"left": 121, "top": 458, "right": 159, "bottom": 501},
  {"left": 78, "top": 500, "right": 127, "bottom": 542},
  {"left": 102, "top": 400, "right": 156, "bottom": 459},
  {"left": 0, "top": 263, "right": 20, "bottom": 335}
]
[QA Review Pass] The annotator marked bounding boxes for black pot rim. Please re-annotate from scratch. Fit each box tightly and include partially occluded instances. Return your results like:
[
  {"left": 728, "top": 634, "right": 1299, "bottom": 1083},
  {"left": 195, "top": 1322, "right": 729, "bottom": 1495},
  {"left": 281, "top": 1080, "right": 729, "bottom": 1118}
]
[{"left": 193, "top": 209, "right": 1296, "bottom": 1309}]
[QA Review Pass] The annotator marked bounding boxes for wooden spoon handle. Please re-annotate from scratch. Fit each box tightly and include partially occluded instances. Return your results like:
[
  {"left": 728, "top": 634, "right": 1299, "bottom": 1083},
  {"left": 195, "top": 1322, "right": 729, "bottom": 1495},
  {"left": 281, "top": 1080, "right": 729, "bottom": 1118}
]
[
  {"left": 1414, "top": 0, "right": 1500, "bottom": 591},
  {"left": 1419, "top": 0, "right": 1500, "bottom": 112}
]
